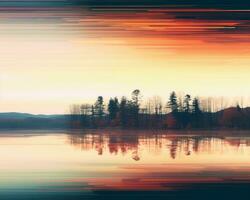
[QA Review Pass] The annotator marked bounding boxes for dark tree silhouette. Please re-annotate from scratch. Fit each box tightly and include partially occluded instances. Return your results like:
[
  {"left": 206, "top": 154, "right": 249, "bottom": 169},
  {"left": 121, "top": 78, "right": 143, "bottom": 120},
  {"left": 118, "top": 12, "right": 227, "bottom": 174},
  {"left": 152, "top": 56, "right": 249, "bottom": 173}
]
[
  {"left": 131, "top": 89, "right": 141, "bottom": 127},
  {"left": 168, "top": 91, "right": 178, "bottom": 113},
  {"left": 183, "top": 94, "right": 191, "bottom": 113},
  {"left": 108, "top": 97, "right": 119, "bottom": 120},
  {"left": 236, "top": 103, "right": 241, "bottom": 111},
  {"left": 131, "top": 89, "right": 141, "bottom": 106},
  {"left": 66, "top": 90, "right": 250, "bottom": 130},
  {"left": 119, "top": 96, "right": 128, "bottom": 127},
  {"left": 192, "top": 98, "right": 201, "bottom": 114},
  {"left": 94, "top": 96, "right": 105, "bottom": 118},
  {"left": 80, "top": 104, "right": 92, "bottom": 127},
  {"left": 192, "top": 97, "right": 203, "bottom": 128},
  {"left": 91, "top": 105, "right": 96, "bottom": 127}
]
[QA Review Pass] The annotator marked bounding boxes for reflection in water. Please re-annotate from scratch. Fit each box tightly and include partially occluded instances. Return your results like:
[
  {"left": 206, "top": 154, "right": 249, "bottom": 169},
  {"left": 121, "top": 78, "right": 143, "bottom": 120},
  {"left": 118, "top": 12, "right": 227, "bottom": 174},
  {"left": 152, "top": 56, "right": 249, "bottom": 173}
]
[
  {"left": 0, "top": 131, "right": 249, "bottom": 199},
  {"left": 68, "top": 132, "right": 140, "bottom": 159},
  {"left": 65, "top": 131, "right": 250, "bottom": 196},
  {"left": 67, "top": 131, "right": 250, "bottom": 160}
]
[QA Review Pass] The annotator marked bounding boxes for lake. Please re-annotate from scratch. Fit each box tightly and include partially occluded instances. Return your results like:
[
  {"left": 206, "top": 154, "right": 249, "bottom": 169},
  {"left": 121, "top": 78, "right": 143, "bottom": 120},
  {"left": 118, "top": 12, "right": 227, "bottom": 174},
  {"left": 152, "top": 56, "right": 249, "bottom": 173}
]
[{"left": 0, "top": 130, "right": 249, "bottom": 200}]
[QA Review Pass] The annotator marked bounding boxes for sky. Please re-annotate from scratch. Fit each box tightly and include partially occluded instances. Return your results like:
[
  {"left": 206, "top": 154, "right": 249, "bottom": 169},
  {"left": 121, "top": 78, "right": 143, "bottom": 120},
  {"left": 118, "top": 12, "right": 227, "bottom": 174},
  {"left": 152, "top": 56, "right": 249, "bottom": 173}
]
[{"left": 0, "top": 1, "right": 250, "bottom": 114}]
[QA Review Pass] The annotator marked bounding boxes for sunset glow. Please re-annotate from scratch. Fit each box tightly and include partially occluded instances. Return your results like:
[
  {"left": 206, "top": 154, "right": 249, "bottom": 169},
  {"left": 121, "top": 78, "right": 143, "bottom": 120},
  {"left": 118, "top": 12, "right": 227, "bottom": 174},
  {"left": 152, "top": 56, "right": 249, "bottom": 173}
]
[
  {"left": 1, "top": 1, "right": 250, "bottom": 200},
  {"left": 0, "top": 6, "right": 249, "bottom": 113}
]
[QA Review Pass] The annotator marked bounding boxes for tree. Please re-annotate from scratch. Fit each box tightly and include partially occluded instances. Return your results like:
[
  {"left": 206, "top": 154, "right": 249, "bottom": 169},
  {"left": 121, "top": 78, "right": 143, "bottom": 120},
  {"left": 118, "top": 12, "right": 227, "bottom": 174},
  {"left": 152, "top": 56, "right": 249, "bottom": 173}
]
[
  {"left": 80, "top": 104, "right": 92, "bottom": 116},
  {"left": 94, "top": 96, "right": 105, "bottom": 118},
  {"left": 152, "top": 96, "right": 163, "bottom": 115},
  {"left": 236, "top": 103, "right": 241, "bottom": 111},
  {"left": 80, "top": 104, "right": 92, "bottom": 127},
  {"left": 91, "top": 105, "right": 95, "bottom": 117},
  {"left": 69, "top": 104, "right": 81, "bottom": 115},
  {"left": 119, "top": 96, "right": 128, "bottom": 127},
  {"left": 192, "top": 98, "right": 201, "bottom": 114},
  {"left": 131, "top": 89, "right": 141, "bottom": 106},
  {"left": 69, "top": 104, "right": 81, "bottom": 128},
  {"left": 191, "top": 97, "right": 203, "bottom": 128},
  {"left": 168, "top": 91, "right": 178, "bottom": 113},
  {"left": 108, "top": 97, "right": 119, "bottom": 120},
  {"left": 91, "top": 105, "right": 96, "bottom": 127},
  {"left": 183, "top": 94, "right": 191, "bottom": 113},
  {"left": 131, "top": 89, "right": 142, "bottom": 127}
]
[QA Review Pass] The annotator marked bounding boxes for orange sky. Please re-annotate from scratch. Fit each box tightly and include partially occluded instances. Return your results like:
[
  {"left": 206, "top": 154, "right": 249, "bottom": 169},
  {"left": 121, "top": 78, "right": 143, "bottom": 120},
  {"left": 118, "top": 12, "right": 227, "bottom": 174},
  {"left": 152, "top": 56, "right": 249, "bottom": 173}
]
[{"left": 0, "top": 7, "right": 250, "bottom": 113}]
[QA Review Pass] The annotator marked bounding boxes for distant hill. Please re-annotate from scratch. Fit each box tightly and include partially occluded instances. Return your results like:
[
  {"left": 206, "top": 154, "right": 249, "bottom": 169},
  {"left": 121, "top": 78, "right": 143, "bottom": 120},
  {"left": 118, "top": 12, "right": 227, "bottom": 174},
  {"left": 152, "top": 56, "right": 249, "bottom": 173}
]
[
  {"left": 0, "top": 112, "right": 34, "bottom": 119},
  {"left": 0, "top": 112, "right": 67, "bottom": 119},
  {"left": 0, "top": 112, "right": 68, "bottom": 129},
  {"left": 160, "top": 107, "right": 250, "bottom": 129},
  {"left": 216, "top": 107, "right": 250, "bottom": 128}
]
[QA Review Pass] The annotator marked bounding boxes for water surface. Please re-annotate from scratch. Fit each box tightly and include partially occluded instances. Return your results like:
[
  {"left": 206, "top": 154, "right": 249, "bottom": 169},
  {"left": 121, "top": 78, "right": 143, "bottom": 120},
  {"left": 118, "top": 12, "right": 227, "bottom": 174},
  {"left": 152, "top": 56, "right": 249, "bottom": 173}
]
[{"left": 0, "top": 130, "right": 249, "bottom": 199}]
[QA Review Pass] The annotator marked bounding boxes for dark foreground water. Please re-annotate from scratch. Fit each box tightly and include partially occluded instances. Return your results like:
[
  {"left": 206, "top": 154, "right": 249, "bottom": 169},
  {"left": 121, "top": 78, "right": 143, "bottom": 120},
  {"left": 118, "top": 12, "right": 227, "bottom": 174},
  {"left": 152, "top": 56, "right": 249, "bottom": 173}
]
[{"left": 0, "top": 130, "right": 249, "bottom": 200}]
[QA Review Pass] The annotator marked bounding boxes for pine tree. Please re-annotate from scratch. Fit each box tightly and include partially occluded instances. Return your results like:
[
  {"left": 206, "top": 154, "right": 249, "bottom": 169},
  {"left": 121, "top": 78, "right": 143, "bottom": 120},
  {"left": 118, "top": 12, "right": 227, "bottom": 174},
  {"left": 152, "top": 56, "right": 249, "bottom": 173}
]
[
  {"left": 94, "top": 96, "right": 105, "bottom": 118},
  {"left": 108, "top": 97, "right": 119, "bottom": 120},
  {"left": 168, "top": 91, "right": 178, "bottom": 113},
  {"left": 183, "top": 94, "right": 191, "bottom": 113}
]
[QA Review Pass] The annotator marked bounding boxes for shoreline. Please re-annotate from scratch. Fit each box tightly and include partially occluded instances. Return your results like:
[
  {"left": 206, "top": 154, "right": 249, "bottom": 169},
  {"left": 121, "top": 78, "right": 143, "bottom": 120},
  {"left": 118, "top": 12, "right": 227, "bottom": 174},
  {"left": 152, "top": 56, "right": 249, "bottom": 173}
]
[{"left": 0, "top": 128, "right": 249, "bottom": 137}]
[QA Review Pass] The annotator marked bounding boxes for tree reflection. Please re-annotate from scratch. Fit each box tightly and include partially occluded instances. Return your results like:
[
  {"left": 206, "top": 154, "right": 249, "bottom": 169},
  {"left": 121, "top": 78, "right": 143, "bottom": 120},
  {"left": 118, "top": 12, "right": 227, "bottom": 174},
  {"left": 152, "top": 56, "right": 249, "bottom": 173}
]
[{"left": 67, "top": 131, "right": 250, "bottom": 160}]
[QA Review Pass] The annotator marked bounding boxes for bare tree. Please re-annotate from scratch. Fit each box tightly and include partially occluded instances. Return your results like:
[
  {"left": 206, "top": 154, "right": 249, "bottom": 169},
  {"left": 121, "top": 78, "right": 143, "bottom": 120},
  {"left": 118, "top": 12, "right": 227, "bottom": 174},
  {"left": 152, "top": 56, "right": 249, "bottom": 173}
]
[
  {"left": 69, "top": 104, "right": 81, "bottom": 115},
  {"left": 80, "top": 104, "right": 92, "bottom": 116}
]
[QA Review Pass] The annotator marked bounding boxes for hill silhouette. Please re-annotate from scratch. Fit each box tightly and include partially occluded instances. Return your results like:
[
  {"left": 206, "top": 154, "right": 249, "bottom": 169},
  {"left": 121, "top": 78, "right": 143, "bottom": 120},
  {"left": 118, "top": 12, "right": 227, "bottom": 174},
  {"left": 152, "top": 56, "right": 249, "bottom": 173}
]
[{"left": 0, "top": 112, "right": 68, "bottom": 129}]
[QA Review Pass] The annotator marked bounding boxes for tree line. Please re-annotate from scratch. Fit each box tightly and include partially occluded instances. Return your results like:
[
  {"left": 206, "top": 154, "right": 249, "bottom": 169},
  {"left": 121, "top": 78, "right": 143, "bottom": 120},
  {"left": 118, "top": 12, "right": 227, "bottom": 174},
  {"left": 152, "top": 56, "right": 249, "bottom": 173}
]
[{"left": 69, "top": 90, "right": 250, "bottom": 129}]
